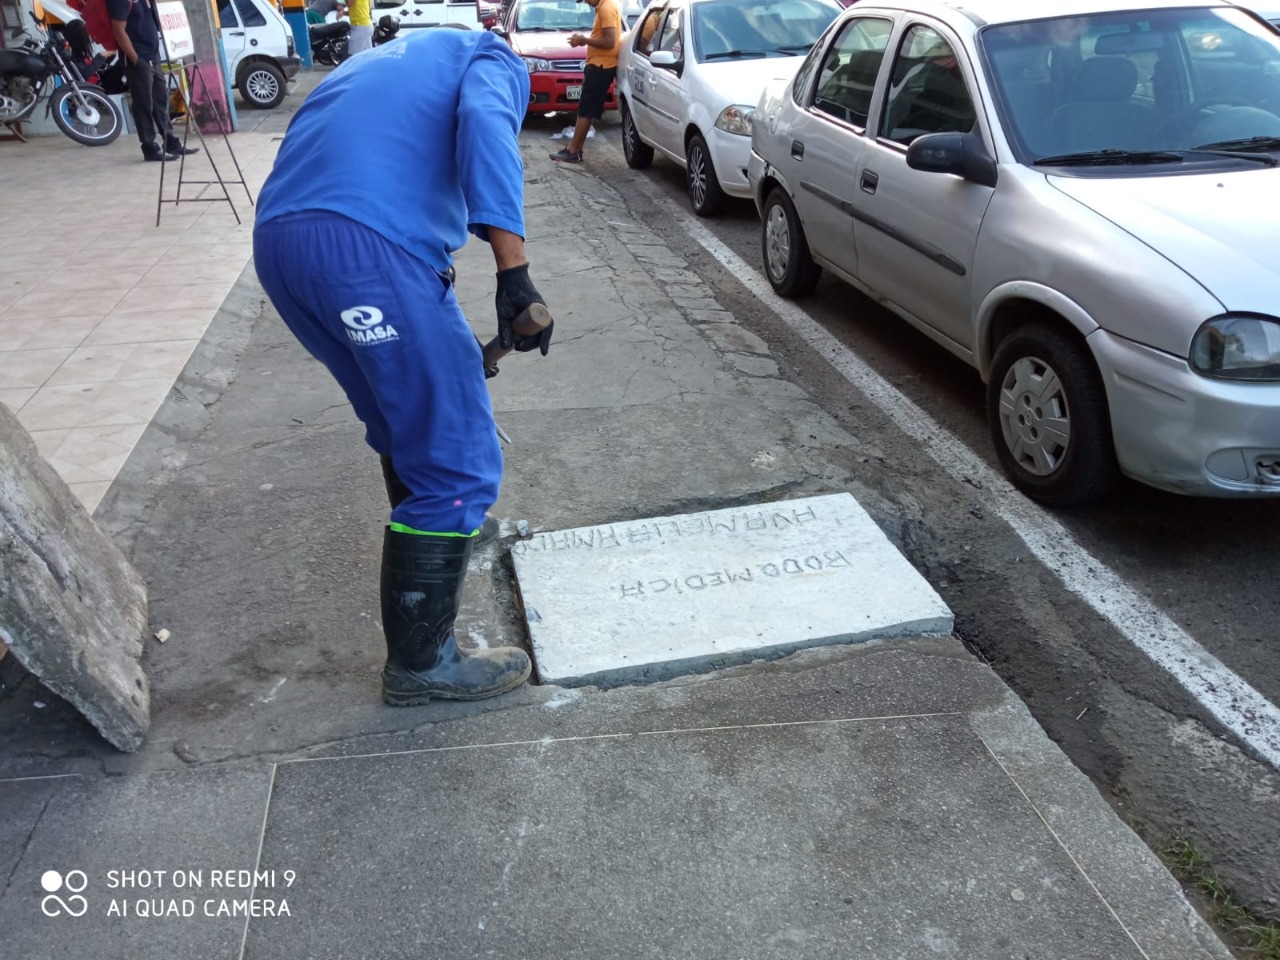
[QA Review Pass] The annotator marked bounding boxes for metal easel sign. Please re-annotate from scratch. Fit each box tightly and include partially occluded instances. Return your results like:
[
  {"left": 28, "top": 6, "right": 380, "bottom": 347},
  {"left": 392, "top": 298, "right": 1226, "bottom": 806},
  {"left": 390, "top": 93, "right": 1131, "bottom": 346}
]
[{"left": 153, "top": 0, "right": 253, "bottom": 226}]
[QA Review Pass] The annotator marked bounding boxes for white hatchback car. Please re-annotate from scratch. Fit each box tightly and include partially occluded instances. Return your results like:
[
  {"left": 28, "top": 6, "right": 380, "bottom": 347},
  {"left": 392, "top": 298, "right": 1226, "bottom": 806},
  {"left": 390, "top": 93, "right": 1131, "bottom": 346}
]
[{"left": 616, "top": 0, "right": 841, "bottom": 215}]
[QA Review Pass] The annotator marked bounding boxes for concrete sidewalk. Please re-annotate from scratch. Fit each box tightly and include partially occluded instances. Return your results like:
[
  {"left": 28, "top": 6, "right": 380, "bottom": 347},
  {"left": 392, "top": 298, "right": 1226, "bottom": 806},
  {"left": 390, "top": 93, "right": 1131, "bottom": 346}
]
[{"left": 0, "top": 109, "right": 1231, "bottom": 957}]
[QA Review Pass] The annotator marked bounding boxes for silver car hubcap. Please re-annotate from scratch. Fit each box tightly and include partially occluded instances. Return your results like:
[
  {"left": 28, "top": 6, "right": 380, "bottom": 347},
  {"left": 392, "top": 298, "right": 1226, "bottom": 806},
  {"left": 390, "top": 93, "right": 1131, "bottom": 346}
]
[
  {"left": 997, "top": 355, "right": 1071, "bottom": 476},
  {"left": 765, "top": 204, "right": 791, "bottom": 282},
  {"left": 248, "top": 71, "right": 279, "bottom": 103},
  {"left": 623, "top": 111, "right": 634, "bottom": 154},
  {"left": 689, "top": 144, "right": 706, "bottom": 208}
]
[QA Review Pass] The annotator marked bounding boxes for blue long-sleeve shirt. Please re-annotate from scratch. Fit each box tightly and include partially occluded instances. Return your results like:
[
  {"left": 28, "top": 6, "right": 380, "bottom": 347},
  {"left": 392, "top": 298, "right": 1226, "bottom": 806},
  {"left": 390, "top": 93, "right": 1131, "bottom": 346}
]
[{"left": 256, "top": 29, "right": 531, "bottom": 274}]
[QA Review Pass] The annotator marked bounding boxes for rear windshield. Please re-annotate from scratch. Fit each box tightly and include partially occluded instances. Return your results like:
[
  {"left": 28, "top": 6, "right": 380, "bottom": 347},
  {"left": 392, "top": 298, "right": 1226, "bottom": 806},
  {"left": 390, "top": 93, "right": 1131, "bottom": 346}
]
[{"left": 516, "top": 0, "right": 596, "bottom": 32}]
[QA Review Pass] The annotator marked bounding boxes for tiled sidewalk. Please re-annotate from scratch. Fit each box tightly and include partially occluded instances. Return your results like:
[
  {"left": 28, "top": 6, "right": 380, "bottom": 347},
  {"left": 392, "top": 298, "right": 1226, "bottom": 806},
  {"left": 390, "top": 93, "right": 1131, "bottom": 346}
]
[{"left": 0, "top": 129, "right": 281, "bottom": 512}]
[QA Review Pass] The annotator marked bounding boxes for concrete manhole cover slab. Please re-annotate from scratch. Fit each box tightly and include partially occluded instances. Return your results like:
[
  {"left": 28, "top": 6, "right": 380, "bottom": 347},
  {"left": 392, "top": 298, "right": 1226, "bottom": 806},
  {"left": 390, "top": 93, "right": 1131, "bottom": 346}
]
[{"left": 511, "top": 493, "right": 952, "bottom": 686}]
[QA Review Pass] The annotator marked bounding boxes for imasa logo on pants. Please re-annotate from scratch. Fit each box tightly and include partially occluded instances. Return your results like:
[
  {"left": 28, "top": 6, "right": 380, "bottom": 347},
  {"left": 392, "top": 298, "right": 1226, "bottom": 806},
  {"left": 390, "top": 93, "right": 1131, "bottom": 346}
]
[{"left": 341, "top": 306, "right": 399, "bottom": 345}]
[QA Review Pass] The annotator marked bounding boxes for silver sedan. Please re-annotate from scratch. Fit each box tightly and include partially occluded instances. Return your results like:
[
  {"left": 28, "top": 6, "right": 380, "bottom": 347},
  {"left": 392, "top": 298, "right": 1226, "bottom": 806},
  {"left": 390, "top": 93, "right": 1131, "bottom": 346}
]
[{"left": 748, "top": 0, "right": 1280, "bottom": 505}]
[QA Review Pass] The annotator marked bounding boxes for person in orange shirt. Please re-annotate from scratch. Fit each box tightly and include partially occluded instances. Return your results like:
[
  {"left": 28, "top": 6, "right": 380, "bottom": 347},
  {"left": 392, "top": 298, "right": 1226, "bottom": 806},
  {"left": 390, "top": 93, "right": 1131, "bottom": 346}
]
[{"left": 550, "top": 0, "right": 622, "bottom": 164}]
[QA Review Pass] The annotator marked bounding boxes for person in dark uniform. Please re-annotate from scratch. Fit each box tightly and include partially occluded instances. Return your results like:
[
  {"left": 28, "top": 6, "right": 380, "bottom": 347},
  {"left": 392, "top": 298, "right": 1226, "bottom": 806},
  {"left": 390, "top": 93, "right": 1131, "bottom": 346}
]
[{"left": 108, "top": 0, "right": 198, "bottom": 161}]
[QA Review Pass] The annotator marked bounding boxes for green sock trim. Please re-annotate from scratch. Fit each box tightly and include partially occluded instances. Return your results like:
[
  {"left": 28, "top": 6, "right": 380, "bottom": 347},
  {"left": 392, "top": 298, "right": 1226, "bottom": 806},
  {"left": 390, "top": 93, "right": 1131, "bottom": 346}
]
[{"left": 388, "top": 522, "right": 479, "bottom": 538}]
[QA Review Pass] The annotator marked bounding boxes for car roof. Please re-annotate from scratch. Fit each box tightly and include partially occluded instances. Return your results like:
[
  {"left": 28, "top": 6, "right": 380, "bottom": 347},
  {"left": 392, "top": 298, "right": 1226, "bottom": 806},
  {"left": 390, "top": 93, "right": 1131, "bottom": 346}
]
[{"left": 843, "top": 0, "right": 1244, "bottom": 28}]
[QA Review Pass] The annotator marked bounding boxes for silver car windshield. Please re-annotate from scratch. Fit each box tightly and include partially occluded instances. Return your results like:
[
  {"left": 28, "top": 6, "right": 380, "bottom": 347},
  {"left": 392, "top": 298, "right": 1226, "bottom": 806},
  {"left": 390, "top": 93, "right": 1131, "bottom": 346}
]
[
  {"left": 691, "top": 0, "right": 842, "bottom": 63},
  {"left": 981, "top": 7, "right": 1280, "bottom": 163}
]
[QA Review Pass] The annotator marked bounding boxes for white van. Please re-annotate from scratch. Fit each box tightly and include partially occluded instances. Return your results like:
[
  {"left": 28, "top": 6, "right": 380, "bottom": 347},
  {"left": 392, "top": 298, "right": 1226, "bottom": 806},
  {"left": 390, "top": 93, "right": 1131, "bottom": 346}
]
[
  {"left": 216, "top": 0, "right": 301, "bottom": 109},
  {"left": 371, "top": 0, "right": 485, "bottom": 31}
]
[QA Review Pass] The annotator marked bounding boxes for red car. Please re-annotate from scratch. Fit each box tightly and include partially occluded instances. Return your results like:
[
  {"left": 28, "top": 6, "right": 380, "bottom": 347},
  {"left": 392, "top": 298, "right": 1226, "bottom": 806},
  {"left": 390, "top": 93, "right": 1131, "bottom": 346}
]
[{"left": 493, "top": 0, "right": 618, "bottom": 114}]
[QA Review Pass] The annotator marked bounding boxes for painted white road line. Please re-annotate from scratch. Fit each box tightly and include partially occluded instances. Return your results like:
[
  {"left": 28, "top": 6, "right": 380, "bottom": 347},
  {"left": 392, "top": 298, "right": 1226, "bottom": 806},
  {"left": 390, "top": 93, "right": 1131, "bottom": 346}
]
[{"left": 648, "top": 192, "right": 1280, "bottom": 771}]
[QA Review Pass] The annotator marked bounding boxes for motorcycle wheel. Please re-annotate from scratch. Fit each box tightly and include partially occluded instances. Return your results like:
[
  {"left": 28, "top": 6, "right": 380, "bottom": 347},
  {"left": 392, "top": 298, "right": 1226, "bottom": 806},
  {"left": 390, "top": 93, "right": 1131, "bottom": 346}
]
[{"left": 51, "top": 82, "right": 122, "bottom": 146}]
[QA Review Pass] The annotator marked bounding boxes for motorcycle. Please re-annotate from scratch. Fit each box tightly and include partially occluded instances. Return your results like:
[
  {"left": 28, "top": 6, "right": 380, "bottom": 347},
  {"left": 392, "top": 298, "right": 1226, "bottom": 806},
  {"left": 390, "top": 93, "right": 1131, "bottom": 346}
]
[
  {"left": 309, "top": 19, "right": 350, "bottom": 67},
  {"left": 309, "top": 14, "right": 400, "bottom": 67},
  {"left": 0, "top": 12, "right": 122, "bottom": 146}
]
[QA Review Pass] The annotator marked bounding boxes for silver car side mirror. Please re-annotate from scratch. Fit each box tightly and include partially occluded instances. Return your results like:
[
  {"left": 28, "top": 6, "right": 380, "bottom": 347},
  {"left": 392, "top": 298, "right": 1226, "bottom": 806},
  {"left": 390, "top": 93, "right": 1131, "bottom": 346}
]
[{"left": 906, "top": 131, "right": 997, "bottom": 188}]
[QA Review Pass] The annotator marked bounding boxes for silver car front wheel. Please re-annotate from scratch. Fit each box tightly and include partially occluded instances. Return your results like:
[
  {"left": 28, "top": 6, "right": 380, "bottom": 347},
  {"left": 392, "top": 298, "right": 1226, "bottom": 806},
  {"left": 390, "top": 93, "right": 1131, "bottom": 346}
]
[
  {"left": 996, "top": 355, "right": 1070, "bottom": 477},
  {"left": 987, "top": 322, "right": 1117, "bottom": 506}
]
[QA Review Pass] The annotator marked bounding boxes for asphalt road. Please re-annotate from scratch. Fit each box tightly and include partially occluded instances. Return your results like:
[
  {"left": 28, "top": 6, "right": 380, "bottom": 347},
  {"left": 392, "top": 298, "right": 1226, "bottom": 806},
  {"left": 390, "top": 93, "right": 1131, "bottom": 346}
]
[{"left": 522, "top": 111, "right": 1280, "bottom": 925}]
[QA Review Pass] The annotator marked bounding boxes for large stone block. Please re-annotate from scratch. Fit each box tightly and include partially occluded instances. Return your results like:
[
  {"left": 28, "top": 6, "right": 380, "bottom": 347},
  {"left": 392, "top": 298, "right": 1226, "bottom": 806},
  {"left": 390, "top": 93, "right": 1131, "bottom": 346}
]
[
  {"left": 0, "top": 404, "right": 150, "bottom": 752},
  {"left": 512, "top": 493, "right": 954, "bottom": 686}
]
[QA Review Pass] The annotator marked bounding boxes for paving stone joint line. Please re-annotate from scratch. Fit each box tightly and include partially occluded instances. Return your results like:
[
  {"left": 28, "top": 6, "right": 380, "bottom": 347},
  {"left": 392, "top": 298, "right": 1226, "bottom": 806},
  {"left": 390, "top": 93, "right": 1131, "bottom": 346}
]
[
  {"left": 0, "top": 773, "right": 82, "bottom": 785},
  {"left": 978, "top": 735, "right": 1153, "bottom": 960},
  {"left": 238, "top": 762, "right": 279, "bottom": 960},
  {"left": 283, "top": 711, "right": 968, "bottom": 768}
]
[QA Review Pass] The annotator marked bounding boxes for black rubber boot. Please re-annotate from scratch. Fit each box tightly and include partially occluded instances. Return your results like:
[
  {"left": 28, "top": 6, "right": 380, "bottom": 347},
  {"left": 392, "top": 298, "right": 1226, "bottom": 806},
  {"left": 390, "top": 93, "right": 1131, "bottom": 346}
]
[
  {"left": 379, "top": 454, "right": 412, "bottom": 508},
  {"left": 379, "top": 456, "right": 498, "bottom": 543},
  {"left": 380, "top": 527, "right": 531, "bottom": 706}
]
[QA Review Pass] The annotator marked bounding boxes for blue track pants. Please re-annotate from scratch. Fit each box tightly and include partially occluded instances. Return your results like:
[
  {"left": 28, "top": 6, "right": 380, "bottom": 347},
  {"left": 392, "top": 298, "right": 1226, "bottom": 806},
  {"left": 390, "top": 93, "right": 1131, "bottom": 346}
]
[{"left": 253, "top": 211, "right": 501, "bottom": 535}]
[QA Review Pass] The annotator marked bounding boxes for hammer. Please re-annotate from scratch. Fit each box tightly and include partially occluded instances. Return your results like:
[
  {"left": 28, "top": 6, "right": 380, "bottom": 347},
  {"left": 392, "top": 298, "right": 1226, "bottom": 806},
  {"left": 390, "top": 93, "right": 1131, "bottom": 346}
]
[
  {"left": 481, "top": 303, "right": 553, "bottom": 375},
  {"left": 483, "top": 303, "right": 552, "bottom": 445}
]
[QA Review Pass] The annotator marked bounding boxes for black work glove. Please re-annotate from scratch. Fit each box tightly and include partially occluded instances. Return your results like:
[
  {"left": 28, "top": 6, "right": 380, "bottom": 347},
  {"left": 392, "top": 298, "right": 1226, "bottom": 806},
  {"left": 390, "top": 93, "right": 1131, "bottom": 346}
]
[{"left": 494, "top": 264, "right": 554, "bottom": 356}]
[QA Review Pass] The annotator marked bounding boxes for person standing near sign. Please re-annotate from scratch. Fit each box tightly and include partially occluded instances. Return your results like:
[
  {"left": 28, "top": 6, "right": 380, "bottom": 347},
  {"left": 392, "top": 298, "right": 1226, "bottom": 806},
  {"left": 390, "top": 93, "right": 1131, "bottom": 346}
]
[
  {"left": 548, "top": 0, "right": 621, "bottom": 164},
  {"left": 109, "top": 0, "right": 199, "bottom": 161}
]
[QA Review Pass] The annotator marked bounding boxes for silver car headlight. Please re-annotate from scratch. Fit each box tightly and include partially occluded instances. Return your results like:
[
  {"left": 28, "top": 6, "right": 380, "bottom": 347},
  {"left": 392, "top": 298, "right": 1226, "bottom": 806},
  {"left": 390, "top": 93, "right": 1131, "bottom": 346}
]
[
  {"left": 715, "top": 105, "right": 755, "bottom": 136},
  {"left": 522, "top": 57, "right": 552, "bottom": 74},
  {"left": 1190, "top": 314, "right": 1280, "bottom": 381}
]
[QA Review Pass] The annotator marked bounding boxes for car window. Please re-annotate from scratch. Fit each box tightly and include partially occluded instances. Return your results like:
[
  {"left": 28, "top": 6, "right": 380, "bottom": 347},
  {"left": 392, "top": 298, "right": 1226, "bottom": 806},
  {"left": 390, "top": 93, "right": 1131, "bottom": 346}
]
[
  {"left": 217, "top": 0, "right": 239, "bottom": 28},
  {"left": 691, "top": 0, "right": 841, "bottom": 63},
  {"left": 232, "top": 0, "right": 266, "bottom": 27},
  {"left": 879, "top": 24, "right": 976, "bottom": 145},
  {"left": 790, "top": 30, "right": 826, "bottom": 104},
  {"left": 515, "top": 0, "right": 595, "bottom": 31},
  {"left": 636, "top": 8, "right": 664, "bottom": 54},
  {"left": 811, "top": 16, "right": 892, "bottom": 127},
  {"left": 657, "top": 6, "right": 683, "bottom": 59}
]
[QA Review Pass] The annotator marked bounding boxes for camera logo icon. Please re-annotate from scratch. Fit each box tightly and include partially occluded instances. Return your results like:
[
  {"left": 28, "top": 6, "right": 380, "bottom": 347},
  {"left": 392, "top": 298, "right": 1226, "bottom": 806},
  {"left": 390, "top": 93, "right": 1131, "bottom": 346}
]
[{"left": 40, "top": 870, "right": 88, "bottom": 918}]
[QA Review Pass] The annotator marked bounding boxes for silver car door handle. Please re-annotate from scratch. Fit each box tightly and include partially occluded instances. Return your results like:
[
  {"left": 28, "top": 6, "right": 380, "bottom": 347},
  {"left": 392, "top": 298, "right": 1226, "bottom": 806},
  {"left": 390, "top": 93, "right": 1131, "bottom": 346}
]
[
  {"left": 791, "top": 140, "right": 804, "bottom": 160},
  {"left": 860, "top": 170, "right": 878, "bottom": 194}
]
